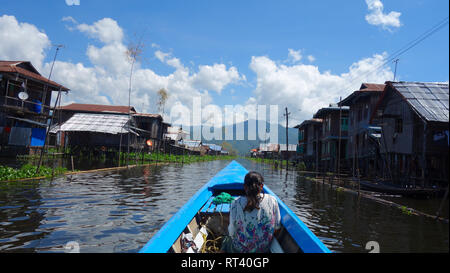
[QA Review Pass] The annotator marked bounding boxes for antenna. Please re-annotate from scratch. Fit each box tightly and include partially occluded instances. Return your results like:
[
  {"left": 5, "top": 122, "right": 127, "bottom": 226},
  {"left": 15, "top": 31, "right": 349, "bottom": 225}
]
[
  {"left": 48, "top": 44, "right": 65, "bottom": 80},
  {"left": 393, "top": 59, "right": 400, "bottom": 81}
]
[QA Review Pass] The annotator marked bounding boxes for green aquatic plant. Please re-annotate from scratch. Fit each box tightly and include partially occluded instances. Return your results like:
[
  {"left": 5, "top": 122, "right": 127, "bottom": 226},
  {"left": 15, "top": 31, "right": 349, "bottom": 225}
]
[
  {"left": 0, "top": 164, "right": 69, "bottom": 182},
  {"left": 400, "top": 206, "right": 413, "bottom": 216},
  {"left": 296, "top": 162, "right": 307, "bottom": 171},
  {"left": 118, "top": 152, "right": 236, "bottom": 165}
]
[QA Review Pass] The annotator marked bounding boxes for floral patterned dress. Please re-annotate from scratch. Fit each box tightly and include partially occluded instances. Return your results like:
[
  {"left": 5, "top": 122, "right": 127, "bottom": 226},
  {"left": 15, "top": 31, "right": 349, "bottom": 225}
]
[{"left": 228, "top": 193, "right": 281, "bottom": 253}]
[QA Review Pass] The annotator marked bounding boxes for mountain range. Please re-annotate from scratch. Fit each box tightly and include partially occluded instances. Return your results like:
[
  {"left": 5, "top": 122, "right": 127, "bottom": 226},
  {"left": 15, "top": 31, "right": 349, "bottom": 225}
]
[{"left": 183, "top": 120, "right": 299, "bottom": 155}]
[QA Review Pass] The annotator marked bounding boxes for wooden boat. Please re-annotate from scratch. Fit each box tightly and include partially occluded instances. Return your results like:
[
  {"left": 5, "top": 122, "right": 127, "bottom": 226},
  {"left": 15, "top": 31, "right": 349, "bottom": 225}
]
[
  {"left": 359, "top": 180, "right": 444, "bottom": 198},
  {"left": 139, "top": 161, "right": 331, "bottom": 253}
]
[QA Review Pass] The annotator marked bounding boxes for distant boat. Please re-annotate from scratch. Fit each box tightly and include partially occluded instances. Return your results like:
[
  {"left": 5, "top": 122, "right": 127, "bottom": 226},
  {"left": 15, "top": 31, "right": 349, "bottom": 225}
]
[
  {"left": 359, "top": 180, "right": 444, "bottom": 198},
  {"left": 139, "top": 161, "right": 331, "bottom": 253}
]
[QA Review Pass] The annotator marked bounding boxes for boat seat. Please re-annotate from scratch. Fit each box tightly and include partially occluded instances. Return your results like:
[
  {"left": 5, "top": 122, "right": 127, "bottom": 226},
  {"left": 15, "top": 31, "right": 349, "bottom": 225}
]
[{"left": 200, "top": 195, "right": 238, "bottom": 214}]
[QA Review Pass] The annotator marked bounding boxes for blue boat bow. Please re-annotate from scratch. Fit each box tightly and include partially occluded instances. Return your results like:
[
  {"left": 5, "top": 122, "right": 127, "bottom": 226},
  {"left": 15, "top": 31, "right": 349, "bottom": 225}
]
[{"left": 139, "top": 160, "right": 331, "bottom": 253}]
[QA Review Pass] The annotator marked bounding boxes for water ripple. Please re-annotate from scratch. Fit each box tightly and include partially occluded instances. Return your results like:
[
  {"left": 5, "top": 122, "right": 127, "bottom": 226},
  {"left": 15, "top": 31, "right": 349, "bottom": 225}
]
[{"left": 0, "top": 159, "right": 448, "bottom": 253}]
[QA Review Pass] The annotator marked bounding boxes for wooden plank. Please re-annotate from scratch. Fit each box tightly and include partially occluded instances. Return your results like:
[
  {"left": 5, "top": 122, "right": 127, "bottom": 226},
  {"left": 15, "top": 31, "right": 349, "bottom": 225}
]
[{"left": 187, "top": 215, "right": 200, "bottom": 238}]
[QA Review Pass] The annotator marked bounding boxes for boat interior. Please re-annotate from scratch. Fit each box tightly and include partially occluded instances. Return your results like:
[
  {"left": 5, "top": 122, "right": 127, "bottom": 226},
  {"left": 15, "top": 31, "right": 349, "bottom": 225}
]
[{"left": 169, "top": 188, "right": 302, "bottom": 253}]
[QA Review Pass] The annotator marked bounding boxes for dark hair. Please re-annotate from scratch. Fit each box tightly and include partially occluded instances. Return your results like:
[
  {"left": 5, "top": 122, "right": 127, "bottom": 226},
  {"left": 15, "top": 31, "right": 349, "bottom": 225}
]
[{"left": 244, "top": 172, "right": 264, "bottom": 212}]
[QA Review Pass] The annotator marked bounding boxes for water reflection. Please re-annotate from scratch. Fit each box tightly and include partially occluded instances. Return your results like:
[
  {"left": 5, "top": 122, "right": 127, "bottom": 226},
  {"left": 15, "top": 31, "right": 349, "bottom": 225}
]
[
  {"left": 0, "top": 159, "right": 448, "bottom": 253},
  {"left": 238, "top": 159, "right": 449, "bottom": 253}
]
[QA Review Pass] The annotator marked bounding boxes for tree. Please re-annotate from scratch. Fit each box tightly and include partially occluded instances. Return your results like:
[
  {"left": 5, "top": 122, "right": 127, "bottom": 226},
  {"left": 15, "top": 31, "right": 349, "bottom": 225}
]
[
  {"left": 124, "top": 37, "right": 144, "bottom": 166},
  {"left": 157, "top": 88, "right": 169, "bottom": 115},
  {"left": 221, "top": 141, "right": 238, "bottom": 156}
]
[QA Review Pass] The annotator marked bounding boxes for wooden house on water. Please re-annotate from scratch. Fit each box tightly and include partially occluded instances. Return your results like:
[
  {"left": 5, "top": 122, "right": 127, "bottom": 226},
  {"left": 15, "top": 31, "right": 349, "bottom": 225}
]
[
  {"left": 164, "top": 126, "right": 189, "bottom": 144},
  {"left": 279, "top": 144, "right": 298, "bottom": 161},
  {"left": 294, "top": 119, "right": 323, "bottom": 172},
  {"left": 259, "top": 143, "right": 280, "bottom": 159},
  {"left": 52, "top": 103, "right": 136, "bottom": 152},
  {"left": 203, "top": 143, "right": 223, "bottom": 155},
  {"left": 52, "top": 103, "right": 169, "bottom": 156},
  {"left": 339, "top": 83, "right": 385, "bottom": 178},
  {"left": 372, "top": 81, "right": 449, "bottom": 188},
  {"left": 178, "top": 140, "right": 207, "bottom": 155},
  {"left": 132, "top": 113, "right": 164, "bottom": 152},
  {"left": 50, "top": 112, "right": 139, "bottom": 155},
  {"left": 55, "top": 103, "right": 136, "bottom": 123},
  {"left": 0, "top": 61, "right": 69, "bottom": 156},
  {"left": 313, "top": 104, "right": 350, "bottom": 173}
]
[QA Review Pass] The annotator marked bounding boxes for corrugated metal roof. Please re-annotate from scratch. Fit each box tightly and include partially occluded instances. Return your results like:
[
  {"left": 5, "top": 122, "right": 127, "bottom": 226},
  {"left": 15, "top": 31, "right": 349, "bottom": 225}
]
[
  {"left": 294, "top": 118, "right": 323, "bottom": 129},
  {"left": 52, "top": 113, "right": 135, "bottom": 135},
  {"left": 203, "top": 143, "right": 222, "bottom": 151},
  {"left": 390, "top": 82, "right": 449, "bottom": 123},
  {"left": 313, "top": 106, "right": 349, "bottom": 118},
  {"left": 165, "top": 126, "right": 189, "bottom": 141},
  {"left": 133, "top": 113, "right": 162, "bottom": 119},
  {"left": 259, "top": 143, "right": 297, "bottom": 152},
  {"left": 167, "top": 126, "right": 186, "bottom": 134},
  {"left": 279, "top": 144, "right": 298, "bottom": 152},
  {"left": 259, "top": 143, "right": 280, "bottom": 152},
  {"left": 180, "top": 140, "right": 202, "bottom": 148}
]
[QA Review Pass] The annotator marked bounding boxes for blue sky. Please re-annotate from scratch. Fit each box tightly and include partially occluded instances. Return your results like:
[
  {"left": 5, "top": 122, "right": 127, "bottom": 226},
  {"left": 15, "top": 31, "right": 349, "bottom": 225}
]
[{"left": 0, "top": 0, "right": 448, "bottom": 126}]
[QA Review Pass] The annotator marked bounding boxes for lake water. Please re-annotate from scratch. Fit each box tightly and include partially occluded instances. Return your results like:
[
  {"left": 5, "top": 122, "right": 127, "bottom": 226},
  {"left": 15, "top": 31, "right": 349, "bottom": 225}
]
[{"left": 0, "top": 159, "right": 448, "bottom": 253}]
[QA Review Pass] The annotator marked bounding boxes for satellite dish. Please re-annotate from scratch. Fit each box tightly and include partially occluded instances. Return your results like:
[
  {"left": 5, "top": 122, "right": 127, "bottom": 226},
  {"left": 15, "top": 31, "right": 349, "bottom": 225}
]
[{"left": 18, "top": 92, "right": 29, "bottom": 101}]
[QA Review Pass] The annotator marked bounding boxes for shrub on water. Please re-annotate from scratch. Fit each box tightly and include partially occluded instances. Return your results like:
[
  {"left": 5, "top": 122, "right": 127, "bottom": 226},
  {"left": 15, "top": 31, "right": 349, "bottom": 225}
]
[{"left": 0, "top": 164, "right": 68, "bottom": 182}]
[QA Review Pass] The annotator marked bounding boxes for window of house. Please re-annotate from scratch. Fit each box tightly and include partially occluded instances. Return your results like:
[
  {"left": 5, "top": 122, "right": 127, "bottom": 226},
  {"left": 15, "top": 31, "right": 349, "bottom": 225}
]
[
  {"left": 364, "top": 104, "right": 369, "bottom": 120},
  {"left": 299, "top": 130, "right": 304, "bottom": 141},
  {"left": 341, "top": 117, "right": 348, "bottom": 131},
  {"left": 395, "top": 118, "right": 403, "bottom": 133},
  {"left": 323, "top": 119, "right": 328, "bottom": 134}
]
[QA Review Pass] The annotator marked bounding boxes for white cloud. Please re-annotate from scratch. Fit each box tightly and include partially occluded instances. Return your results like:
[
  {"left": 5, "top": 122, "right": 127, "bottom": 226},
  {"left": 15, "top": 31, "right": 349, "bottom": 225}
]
[
  {"left": 307, "top": 55, "right": 316, "bottom": 63},
  {"left": 61, "top": 16, "right": 77, "bottom": 24},
  {"left": 365, "top": 0, "right": 402, "bottom": 30},
  {"left": 249, "top": 50, "right": 393, "bottom": 125},
  {"left": 76, "top": 18, "right": 124, "bottom": 44},
  {"left": 154, "top": 50, "right": 170, "bottom": 63},
  {"left": 86, "top": 42, "right": 130, "bottom": 75},
  {"left": 288, "top": 49, "right": 302, "bottom": 63},
  {"left": 192, "top": 64, "right": 243, "bottom": 93},
  {"left": 0, "top": 15, "right": 395, "bottom": 131},
  {"left": 154, "top": 51, "right": 243, "bottom": 94},
  {"left": 0, "top": 15, "right": 244, "bottom": 126},
  {"left": 0, "top": 15, "right": 50, "bottom": 70}
]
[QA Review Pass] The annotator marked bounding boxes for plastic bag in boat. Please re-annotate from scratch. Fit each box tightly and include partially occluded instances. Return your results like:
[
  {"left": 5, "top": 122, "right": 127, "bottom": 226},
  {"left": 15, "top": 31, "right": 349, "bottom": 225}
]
[{"left": 181, "top": 233, "right": 197, "bottom": 253}]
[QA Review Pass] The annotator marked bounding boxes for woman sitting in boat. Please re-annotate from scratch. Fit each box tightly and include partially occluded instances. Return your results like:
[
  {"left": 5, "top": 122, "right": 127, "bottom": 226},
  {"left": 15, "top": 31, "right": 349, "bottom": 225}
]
[{"left": 222, "top": 171, "right": 281, "bottom": 253}]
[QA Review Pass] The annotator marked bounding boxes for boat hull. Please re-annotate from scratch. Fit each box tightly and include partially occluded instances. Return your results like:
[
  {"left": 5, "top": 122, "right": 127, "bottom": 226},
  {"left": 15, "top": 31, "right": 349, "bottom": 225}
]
[{"left": 139, "top": 161, "right": 331, "bottom": 253}]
